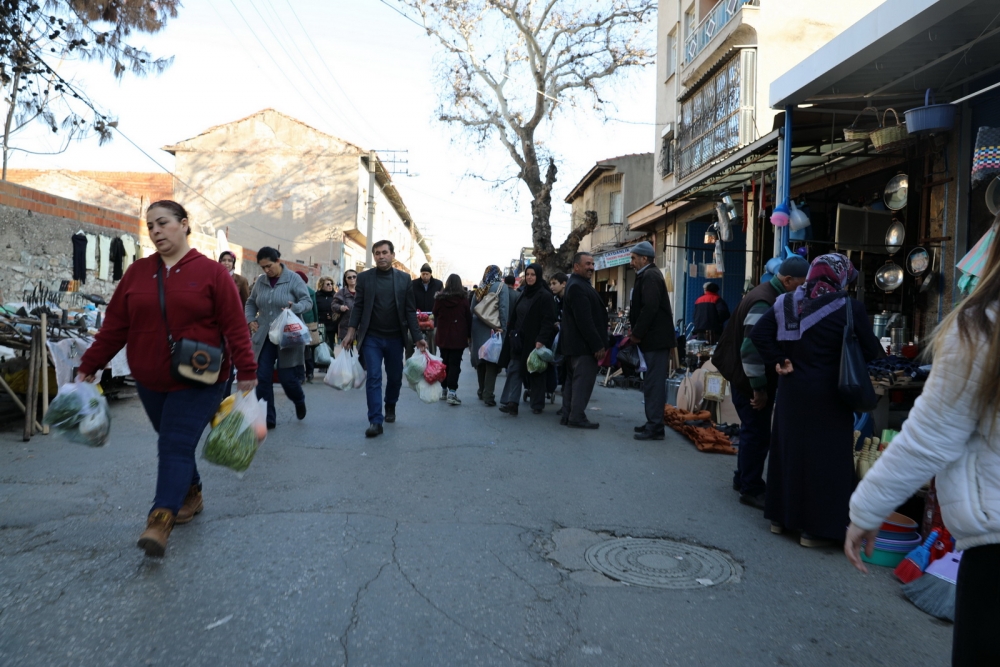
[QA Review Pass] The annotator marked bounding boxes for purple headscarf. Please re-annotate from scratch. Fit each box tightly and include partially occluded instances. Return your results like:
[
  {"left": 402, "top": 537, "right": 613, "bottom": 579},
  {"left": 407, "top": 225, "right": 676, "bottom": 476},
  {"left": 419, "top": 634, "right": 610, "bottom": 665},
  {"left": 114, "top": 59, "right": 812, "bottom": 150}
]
[{"left": 775, "top": 253, "right": 858, "bottom": 341}]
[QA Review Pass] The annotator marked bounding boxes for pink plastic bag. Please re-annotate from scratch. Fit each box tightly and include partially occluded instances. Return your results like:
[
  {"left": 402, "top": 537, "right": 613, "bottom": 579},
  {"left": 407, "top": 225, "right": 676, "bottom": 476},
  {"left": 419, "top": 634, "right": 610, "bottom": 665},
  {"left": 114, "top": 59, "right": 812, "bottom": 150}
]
[{"left": 423, "top": 351, "right": 447, "bottom": 384}]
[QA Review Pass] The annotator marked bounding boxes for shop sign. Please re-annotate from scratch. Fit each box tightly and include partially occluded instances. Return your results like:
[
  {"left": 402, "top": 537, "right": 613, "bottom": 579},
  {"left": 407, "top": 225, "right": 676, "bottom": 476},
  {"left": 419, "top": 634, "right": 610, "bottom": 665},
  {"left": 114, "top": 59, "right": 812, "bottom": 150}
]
[{"left": 594, "top": 247, "right": 634, "bottom": 270}]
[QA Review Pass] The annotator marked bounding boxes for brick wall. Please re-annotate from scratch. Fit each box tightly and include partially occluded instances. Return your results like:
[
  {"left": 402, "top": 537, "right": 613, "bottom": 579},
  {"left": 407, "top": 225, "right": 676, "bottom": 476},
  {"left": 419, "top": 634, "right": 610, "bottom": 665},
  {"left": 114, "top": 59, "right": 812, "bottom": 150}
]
[
  {"left": 6, "top": 169, "right": 173, "bottom": 202},
  {"left": 0, "top": 180, "right": 142, "bottom": 303}
]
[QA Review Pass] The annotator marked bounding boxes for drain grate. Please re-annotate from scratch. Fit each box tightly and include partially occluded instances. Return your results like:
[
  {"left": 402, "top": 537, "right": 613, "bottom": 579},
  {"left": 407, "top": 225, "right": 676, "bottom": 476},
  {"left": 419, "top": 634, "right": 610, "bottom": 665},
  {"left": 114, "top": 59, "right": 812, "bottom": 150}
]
[{"left": 584, "top": 538, "right": 740, "bottom": 589}]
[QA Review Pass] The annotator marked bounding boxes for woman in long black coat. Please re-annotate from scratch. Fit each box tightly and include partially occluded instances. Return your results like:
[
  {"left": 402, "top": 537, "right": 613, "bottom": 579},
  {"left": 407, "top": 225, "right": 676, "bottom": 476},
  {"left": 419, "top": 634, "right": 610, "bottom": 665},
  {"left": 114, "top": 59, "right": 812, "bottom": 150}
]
[
  {"left": 750, "top": 254, "right": 883, "bottom": 547},
  {"left": 498, "top": 264, "right": 557, "bottom": 415}
]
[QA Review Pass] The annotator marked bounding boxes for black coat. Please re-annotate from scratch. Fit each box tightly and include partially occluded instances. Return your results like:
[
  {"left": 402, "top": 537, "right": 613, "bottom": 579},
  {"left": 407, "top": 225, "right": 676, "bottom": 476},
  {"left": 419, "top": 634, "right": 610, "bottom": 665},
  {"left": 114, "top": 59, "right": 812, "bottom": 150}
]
[
  {"left": 628, "top": 264, "right": 676, "bottom": 352},
  {"left": 348, "top": 268, "right": 422, "bottom": 345},
  {"left": 411, "top": 277, "right": 444, "bottom": 313},
  {"left": 498, "top": 288, "right": 557, "bottom": 368},
  {"left": 559, "top": 274, "right": 608, "bottom": 357}
]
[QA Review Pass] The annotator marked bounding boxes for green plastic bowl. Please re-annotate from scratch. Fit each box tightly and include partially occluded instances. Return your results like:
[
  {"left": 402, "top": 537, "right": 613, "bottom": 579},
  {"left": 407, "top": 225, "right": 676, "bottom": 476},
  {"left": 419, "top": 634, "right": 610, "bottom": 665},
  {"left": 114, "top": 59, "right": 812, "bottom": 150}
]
[{"left": 861, "top": 548, "right": 907, "bottom": 568}]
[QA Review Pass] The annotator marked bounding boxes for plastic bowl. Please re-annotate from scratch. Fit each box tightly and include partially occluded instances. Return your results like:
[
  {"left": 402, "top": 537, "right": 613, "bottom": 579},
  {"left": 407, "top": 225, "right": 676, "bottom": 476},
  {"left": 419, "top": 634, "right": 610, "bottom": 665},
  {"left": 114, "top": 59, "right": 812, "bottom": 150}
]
[
  {"left": 861, "top": 548, "right": 907, "bottom": 568},
  {"left": 881, "top": 512, "right": 919, "bottom": 531},
  {"left": 876, "top": 530, "right": 920, "bottom": 542}
]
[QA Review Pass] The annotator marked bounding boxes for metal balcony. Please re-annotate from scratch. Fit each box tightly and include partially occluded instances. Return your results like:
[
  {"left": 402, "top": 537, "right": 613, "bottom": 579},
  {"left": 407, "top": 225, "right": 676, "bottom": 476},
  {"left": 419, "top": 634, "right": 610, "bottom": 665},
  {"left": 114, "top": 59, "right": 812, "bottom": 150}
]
[{"left": 684, "top": 0, "right": 758, "bottom": 64}]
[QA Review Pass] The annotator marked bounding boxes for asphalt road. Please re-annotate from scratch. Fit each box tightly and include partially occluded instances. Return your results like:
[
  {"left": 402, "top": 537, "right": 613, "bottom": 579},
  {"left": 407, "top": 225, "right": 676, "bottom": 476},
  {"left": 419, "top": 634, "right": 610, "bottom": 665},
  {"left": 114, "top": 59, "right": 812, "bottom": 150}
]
[{"left": 0, "top": 359, "right": 951, "bottom": 666}]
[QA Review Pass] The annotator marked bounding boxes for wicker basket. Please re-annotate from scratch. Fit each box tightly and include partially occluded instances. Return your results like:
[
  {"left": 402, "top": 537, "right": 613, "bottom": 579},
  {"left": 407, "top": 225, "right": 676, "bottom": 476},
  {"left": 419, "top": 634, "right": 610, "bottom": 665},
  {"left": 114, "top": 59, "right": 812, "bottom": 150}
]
[
  {"left": 871, "top": 109, "right": 911, "bottom": 153},
  {"left": 844, "top": 106, "right": 880, "bottom": 142}
]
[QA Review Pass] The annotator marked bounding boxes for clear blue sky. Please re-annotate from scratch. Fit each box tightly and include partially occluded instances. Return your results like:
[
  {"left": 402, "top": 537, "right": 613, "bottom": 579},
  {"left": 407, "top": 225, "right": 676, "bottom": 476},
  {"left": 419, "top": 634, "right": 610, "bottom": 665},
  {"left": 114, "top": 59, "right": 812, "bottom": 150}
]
[{"left": 12, "top": 0, "right": 656, "bottom": 279}]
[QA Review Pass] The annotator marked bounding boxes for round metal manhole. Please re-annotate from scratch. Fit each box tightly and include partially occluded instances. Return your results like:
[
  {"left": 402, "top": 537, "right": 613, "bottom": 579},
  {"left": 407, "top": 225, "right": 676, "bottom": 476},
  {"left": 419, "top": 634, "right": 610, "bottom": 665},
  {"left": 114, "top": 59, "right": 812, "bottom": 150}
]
[{"left": 584, "top": 538, "right": 741, "bottom": 589}]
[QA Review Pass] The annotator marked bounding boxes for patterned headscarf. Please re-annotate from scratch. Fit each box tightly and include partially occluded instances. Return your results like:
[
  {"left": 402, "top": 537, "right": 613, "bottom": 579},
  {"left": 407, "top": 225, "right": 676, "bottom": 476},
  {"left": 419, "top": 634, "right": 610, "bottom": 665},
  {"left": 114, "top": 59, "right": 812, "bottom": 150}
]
[
  {"left": 473, "top": 265, "right": 502, "bottom": 301},
  {"left": 775, "top": 253, "right": 857, "bottom": 341}
]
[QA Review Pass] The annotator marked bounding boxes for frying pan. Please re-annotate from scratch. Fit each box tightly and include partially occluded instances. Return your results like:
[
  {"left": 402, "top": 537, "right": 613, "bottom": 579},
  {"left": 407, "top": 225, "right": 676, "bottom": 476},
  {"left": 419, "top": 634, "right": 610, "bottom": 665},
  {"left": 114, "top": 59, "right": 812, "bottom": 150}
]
[
  {"left": 906, "top": 247, "right": 930, "bottom": 276},
  {"left": 875, "top": 261, "right": 904, "bottom": 292},
  {"left": 920, "top": 247, "right": 939, "bottom": 294},
  {"left": 884, "top": 174, "right": 909, "bottom": 211}
]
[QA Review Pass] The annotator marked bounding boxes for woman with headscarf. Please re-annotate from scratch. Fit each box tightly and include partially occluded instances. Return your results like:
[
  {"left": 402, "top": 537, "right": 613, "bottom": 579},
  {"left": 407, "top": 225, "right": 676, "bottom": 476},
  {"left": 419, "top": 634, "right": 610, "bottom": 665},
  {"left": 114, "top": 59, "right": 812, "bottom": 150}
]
[
  {"left": 498, "top": 264, "right": 557, "bottom": 415},
  {"left": 470, "top": 264, "right": 510, "bottom": 407},
  {"left": 750, "top": 254, "right": 883, "bottom": 547}
]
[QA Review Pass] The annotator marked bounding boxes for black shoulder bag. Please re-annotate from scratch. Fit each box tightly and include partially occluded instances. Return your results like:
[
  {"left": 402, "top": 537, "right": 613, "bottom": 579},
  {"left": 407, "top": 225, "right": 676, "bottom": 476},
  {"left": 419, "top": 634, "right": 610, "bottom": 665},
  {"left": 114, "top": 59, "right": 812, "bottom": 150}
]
[
  {"left": 158, "top": 262, "right": 223, "bottom": 385},
  {"left": 838, "top": 297, "right": 878, "bottom": 412}
]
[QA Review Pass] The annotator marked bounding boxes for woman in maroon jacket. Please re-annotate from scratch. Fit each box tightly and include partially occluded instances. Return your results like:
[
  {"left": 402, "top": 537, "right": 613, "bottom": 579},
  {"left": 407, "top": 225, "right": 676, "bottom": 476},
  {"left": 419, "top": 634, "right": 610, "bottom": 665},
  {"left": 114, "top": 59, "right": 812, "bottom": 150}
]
[
  {"left": 77, "top": 201, "right": 257, "bottom": 558},
  {"left": 432, "top": 274, "right": 472, "bottom": 405}
]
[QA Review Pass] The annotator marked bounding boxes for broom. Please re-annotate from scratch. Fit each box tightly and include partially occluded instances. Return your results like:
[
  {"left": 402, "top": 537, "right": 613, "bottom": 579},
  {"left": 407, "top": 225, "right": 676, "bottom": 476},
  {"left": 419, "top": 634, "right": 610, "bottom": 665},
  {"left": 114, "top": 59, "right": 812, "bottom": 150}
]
[
  {"left": 902, "top": 552, "right": 961, "bottom": 621},
  {"left": 894, "top": 529, "right": 939, "bottom": 584}
]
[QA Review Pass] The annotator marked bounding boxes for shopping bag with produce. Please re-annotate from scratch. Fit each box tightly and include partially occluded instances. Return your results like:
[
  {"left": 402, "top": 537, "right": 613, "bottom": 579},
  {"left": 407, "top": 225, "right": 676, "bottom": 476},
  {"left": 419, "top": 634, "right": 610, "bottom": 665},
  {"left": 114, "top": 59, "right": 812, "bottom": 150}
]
[
  {"left": 478, "top": 331, "right": 503, "bottom": 363},
  {"left": 417, "top": 378, "right": 442, "bottom": 403},
  {"left": 203, "top": 391, "right": 267, "bottom": 473},
  {"left": 423, "top": 351, "right": 447, "bottom": 384},
  {"left": 44, "top": 381, "right": 111, "bottom": 447},
  {"left": 417, "top": 312, "right": 434, "bottom": 331},
  {"left": 526, "top": 347, "right": 550, "bottom": 374},
  {"left": 324, "top": 345, "right": 355, "bottom": 390},
  {"left": 269, "top": 309, "right": 310, "bottom": 348},
  {"left": 211, "top": 394, "right": 237, "bottom": 428},
  {"left": 404, "top": 350, "right": 427, "bottom": 386},
  {"left": 314, "top": 342, "right": 333, "bottom": 366}
]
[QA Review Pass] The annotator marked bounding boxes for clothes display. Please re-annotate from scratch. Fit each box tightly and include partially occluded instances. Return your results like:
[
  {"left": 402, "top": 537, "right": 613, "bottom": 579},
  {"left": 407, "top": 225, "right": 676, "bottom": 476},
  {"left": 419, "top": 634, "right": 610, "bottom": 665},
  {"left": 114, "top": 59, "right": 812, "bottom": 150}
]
[
  {"left": 72, "top": 232, "right": 88, "bottom": 283},
  {"left": 84, "top": 233, "right": 98, "bottom": 270},
  {"left": 109, "top": 237, "right": 126, "bottom": 281},
  {"left": 98, "top": 236, "right": 112, "bottom": 281}
]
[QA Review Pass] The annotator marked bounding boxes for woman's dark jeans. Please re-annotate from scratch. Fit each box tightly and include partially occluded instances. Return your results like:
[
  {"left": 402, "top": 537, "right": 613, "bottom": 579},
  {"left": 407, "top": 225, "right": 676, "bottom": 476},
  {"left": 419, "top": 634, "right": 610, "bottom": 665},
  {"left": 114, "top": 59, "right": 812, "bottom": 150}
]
[
  {"left": 255, "top": 338, "right": 306, "bottom": 425},
  {"left": 953, "top": 543, "right": 1000, "bottom": 666},
  {"left": 136, "top": 382, "right": 225, "bottom": 515},
  {"left": 439, "top": 348, "right": 464, "bottom": 391}
]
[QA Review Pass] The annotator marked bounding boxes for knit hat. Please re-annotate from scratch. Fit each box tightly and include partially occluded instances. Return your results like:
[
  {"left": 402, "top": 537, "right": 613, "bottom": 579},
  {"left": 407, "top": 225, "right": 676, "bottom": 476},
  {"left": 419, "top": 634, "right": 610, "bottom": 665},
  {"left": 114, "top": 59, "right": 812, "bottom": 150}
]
[
  {"left": 420, "top": 263, "right": 433, "bottom": 274},
  {"left": 631, "top": 241, "right": 655, "bottom": 257},
  {"left": 777, "top": 256, "right": 809, "bottom": 278}
]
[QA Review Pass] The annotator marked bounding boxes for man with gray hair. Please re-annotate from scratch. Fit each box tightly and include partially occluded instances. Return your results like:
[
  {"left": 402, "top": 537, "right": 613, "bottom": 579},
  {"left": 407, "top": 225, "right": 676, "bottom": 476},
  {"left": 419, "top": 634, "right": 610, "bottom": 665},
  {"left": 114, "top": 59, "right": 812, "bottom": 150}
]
[
  {"left": 628, "top": 241, "right": 676, "bottom": 441},
  {"left": 712, "top": 255, "right": 809, "bottom": 508}
]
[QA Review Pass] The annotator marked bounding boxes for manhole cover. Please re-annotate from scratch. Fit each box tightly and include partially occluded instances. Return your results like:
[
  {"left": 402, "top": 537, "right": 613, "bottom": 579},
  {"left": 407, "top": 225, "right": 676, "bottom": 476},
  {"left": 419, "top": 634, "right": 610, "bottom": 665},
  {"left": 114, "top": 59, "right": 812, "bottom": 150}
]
[{"left": 584, "top": 538, "right": 740, "bottom": 589}]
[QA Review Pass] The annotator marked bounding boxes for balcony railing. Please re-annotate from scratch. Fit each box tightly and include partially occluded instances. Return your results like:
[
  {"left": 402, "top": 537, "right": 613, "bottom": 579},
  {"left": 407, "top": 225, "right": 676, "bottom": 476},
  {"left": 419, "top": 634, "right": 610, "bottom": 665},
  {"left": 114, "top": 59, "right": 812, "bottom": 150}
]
[{"left": 684, "top": 0, "right": 757, "bottom": 64}]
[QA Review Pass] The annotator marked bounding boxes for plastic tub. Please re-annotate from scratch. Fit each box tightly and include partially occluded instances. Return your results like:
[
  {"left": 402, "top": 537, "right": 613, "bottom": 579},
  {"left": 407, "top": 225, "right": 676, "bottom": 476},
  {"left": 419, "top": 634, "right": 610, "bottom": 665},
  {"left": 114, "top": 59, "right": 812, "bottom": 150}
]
[
  {"left": 905, "top": 90, "right": 956, "bottom": 134},
  {"left": 861, "top": 548, "right": 907, "bottom": 568}
]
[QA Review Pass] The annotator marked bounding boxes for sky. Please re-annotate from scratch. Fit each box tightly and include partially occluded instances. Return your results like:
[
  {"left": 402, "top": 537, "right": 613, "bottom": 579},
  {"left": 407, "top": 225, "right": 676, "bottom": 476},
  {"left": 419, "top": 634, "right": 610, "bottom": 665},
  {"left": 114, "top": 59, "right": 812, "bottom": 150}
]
[{"left": 10, "top": 0, "right": 657, "bottom": 280}]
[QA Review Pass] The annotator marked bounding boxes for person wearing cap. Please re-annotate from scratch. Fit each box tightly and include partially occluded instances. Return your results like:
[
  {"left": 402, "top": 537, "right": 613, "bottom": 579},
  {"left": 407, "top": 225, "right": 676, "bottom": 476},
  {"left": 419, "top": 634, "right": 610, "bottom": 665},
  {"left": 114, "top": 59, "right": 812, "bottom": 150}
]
[
  {"left": 712, "top": 256, "right": 809, "bottom": 509},
  {"left": 628, "top": 241, "right": 677, "bottom": 441},
  {"left": 410, "top": 263, "right": 444, "bottom": 356},
  {"left": 692, "top": 282, "right": 730, "bottom": 343}
]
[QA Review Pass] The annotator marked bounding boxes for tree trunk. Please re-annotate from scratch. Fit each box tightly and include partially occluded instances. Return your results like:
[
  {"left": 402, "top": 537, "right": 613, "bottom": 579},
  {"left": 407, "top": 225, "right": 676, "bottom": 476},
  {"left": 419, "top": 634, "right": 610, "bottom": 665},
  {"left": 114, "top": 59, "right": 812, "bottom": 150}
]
[{"left": 2, "top": 72, "right": 21, "bottom": 181}]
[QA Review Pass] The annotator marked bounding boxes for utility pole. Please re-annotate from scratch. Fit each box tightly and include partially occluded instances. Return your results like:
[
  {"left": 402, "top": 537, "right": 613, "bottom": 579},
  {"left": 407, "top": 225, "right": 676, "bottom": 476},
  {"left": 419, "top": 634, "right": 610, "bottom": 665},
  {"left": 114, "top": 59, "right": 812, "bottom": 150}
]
[{"left": 365, "top": 149, "right": 376, "bottom": 268}]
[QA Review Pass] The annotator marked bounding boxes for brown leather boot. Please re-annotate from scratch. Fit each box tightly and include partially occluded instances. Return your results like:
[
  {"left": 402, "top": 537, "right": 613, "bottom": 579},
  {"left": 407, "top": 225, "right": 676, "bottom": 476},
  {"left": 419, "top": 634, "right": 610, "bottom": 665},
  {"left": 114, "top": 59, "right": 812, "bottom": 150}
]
[
  {"left": 174, "top": 484, "right": 203, "bottom": 525},
  {"left": 137, "top": 508, "right": 175, "bottom": 557}
]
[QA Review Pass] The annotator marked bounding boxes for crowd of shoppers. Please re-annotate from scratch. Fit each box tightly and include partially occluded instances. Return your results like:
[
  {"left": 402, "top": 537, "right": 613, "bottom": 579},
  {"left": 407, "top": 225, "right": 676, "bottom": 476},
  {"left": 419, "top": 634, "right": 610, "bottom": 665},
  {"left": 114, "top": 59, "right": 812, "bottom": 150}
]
[{"left": 498, "top": 263, "right": 557, "bottom": 416}]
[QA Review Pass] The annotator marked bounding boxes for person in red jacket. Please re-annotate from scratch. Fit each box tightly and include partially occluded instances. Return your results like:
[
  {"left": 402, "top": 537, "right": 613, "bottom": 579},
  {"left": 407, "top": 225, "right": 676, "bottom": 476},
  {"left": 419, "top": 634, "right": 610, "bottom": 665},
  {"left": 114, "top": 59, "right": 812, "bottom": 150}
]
[
  {"left": 692, "top": 283, "right": 731, "bottom": 343},
  {"left": 432, "top": 274, "right": 472, "bottom": 404},
  {"left": 77, "top": 200, "right": 258, "bottom": 558}
]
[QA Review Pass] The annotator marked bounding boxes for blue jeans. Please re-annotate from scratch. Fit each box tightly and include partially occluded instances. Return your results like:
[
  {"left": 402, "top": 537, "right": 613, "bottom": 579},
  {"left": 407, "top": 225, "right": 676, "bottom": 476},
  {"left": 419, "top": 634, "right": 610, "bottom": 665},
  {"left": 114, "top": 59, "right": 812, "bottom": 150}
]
[
  {"left": 137, "top": 382, "right": 225, "bottom": 515},
  {"left": 732, "top": 387, "right": 774, "bottom": 496},
  {"left": 255, "top": 339, "right": 306, "bottom": 425},
  {"left": 360, "top": 334, "right": 404, "bottom": 424}
]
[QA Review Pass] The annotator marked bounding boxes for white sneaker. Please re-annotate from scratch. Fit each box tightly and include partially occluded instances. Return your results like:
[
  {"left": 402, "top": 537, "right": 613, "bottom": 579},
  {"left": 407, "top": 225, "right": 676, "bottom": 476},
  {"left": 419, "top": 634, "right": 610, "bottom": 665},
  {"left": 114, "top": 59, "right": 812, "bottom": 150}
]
[{"left": 447, "top": 392, "right": 461, "bottom": 406}]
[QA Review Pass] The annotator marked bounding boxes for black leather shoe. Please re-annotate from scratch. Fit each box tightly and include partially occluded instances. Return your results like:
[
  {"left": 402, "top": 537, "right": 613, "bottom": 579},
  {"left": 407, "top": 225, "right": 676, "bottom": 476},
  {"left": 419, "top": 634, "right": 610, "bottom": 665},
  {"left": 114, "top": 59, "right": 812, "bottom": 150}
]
[
  {"left": 484, "top": 399, "right": 496, "bottom": 407},
  {"left": 634, "top": 425, "right": 647, "bottom": 433},
  {"left": 365, "top": 423, "right": 383, "bottom": 438},
  {"left": 384, "top": 405, "right": 396, "bottom": 423},
  {"left": 634, "top": 430, "right": 665, "bottom": 441},
  {"left": 506, "top": 404, "right": 518, "bottom": 416},
  {"left": 531, "top": 408, "right": 543, "bottom": 415},
  {"left": 295, "top": 402, "right": 307, "bottom": 420},
  {"left": 567, "top": 420, "right": 599, "bottom": 429},
  {"left": 498, "top": 403, "right": 510, "bottom": 414},
  {"left": 266, "top": 422, "right": 276, "bottom": 430},
  {"left": 560, "top": 416, "right": 569, "bottom": 426},
  {"left": 739, "top": 493, "right": 766, "bottom": 510}
]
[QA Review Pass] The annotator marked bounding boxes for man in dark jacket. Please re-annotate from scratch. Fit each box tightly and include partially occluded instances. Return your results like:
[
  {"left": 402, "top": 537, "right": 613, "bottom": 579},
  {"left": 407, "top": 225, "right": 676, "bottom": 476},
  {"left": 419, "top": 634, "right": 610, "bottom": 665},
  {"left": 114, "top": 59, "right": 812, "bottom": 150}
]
[
  {"left": 711, "top": 256, "right": 808, "bottom": 508},
  {"left": 409, "top": 263, "right": 444, "bottom": 355},
  {"left": 628, "top": 241, "right": 677, "bottom": 441},
  {"left": 559, "top": 252, "right": 608, "bottom": 429},
  {"left": 342, "top": 241, "right": 426, "bottom": 438},
  {"left": 692, "top": 283, "right": 730, "bottom": 342}
]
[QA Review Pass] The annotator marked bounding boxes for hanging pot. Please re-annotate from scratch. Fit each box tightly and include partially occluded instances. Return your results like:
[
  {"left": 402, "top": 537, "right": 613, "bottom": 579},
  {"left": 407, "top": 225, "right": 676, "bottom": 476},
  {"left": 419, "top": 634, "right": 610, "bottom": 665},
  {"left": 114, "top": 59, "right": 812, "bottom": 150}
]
[
  {"left": 906, "top": 247, "right": 930, "bottom": 276},
  {"left": 986, "top": 176, "right": 1000, "bottom": 216},
  {"left": 885, "top": 220, "right": 906, "bottom": 255},
  {"left": 875, "top": 261, "right": 904, "bottom": 292},
  {"left": 883, "top": 174, "right": 908, "bottom": 210}
]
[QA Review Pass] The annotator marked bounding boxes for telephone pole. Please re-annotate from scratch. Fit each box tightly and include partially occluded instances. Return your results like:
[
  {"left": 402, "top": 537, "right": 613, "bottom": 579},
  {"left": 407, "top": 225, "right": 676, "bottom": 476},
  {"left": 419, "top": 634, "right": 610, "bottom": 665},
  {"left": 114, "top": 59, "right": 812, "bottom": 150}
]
[{"left": 365, "top": 149, "right": 376, "bottom": 268}]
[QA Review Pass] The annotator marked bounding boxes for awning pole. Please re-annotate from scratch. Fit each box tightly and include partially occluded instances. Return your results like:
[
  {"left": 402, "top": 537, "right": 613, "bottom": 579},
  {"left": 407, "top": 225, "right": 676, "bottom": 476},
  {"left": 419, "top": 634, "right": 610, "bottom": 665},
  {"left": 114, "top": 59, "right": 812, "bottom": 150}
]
[{"left": 780, "top": 105, "right": 793, "bottom": 252}]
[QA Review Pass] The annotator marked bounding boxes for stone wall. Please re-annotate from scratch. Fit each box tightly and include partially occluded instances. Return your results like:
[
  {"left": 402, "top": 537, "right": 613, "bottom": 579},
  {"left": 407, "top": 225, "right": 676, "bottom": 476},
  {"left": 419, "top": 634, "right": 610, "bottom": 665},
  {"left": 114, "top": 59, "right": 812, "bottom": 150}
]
[{"left": 0, "top": 179, "right": 141, "bottom": 304}]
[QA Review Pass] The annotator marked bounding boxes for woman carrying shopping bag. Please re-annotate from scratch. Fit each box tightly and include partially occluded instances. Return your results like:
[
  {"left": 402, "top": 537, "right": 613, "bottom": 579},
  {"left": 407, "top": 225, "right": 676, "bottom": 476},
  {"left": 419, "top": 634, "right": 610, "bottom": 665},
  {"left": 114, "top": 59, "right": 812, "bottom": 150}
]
[
  {"left": 432, "top": 274, "right": 472, "bottom": 405},
  {"left": 245, "top": 247, "right": 313, "bottom": 429},
  {"left": 76, "top": 200, "right": 257, "bottom": 557},
  {"left": 332, "top": 270, "right": 358, "bottom": 345},
  {"left": 315, "top": 275, "right": 339, "bottom": 348},
  {"left": 470, "top": 265, "right": 509, "bottom": 407},
  {"left": 498, "top": 264, "right": 557, "bottom": 416}
]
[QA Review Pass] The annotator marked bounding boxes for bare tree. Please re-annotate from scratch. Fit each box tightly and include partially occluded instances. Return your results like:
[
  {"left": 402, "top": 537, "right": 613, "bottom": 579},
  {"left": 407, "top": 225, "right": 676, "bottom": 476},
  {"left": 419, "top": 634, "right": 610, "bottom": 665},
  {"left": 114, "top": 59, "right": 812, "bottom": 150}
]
[
  {"left": 399, "top": 0, "right": 655, "bottom": 272},
  {"left": 0, "top": 0, "right": 179, "bottom": 179}
]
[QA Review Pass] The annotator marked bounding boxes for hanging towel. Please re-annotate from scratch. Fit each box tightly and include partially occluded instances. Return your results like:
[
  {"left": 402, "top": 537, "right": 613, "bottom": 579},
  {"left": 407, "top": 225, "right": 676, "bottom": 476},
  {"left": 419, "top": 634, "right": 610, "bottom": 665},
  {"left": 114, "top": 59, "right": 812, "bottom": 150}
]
[
  {"left": 98, "top": 236, "right": 112, "bottom": 281},
  {"left": 84, "top": 233, "right": 98, "bottom": 269},
  {"left": 957, "top": 224, "right": 997, "bottom": 294},
  {"left": 121, "top": 236, "right": 136, "bottom": 270},
  {"left": 109, "top": 237, "right": 126, "bottom": 281},
  {"left": 71, "top": 233, "right": 88, "bottom": 283}
]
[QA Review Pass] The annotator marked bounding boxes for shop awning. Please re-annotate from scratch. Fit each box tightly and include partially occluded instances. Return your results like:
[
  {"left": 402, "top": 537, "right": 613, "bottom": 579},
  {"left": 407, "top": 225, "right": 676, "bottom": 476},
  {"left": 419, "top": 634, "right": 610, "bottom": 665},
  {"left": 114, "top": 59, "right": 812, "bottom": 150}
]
[
  {"left": 627, "top": 199, "right": 667, "bottom": 232},
  {"left": 770, "top": 0, "right": 1000, "bottom": 107},
  {"left": 653, "top": 128, "right": 889, "bottom": 204}
]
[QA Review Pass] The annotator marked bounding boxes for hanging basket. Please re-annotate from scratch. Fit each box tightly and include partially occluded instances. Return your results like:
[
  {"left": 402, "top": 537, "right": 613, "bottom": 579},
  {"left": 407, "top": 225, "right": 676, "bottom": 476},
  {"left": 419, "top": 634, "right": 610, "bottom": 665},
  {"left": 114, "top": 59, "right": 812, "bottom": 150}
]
[
  {"left": 905, "top": 89, "right": 956, "bottom": 135},
  {"left": 871, "top": 109, "right": 912, "bottom": 153},
  {"left": 844, "top": 106, "right": 880, "bottom": 142}
]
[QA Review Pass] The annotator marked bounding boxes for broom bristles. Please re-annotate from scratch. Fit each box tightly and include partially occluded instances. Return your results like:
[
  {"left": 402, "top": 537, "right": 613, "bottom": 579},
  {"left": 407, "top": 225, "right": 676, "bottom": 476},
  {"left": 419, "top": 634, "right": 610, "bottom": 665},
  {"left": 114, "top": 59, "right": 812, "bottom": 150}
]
[{"left": 902, "top": 573, "right": 955, "bottom": 621}]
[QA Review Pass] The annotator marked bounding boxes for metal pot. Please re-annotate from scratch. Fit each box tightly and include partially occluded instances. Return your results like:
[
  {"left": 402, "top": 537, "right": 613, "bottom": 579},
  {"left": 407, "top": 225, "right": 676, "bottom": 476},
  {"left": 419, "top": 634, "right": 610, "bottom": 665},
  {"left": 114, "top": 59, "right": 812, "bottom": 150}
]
[
  {"left": 875, "top": 262, "right": 904, "bottom": 291},
  {"left": 890, "top": 328, "right": 911, "bottom": 354},
  {"left": 873, "top": 313, "right": 891, "bottom": 338}
]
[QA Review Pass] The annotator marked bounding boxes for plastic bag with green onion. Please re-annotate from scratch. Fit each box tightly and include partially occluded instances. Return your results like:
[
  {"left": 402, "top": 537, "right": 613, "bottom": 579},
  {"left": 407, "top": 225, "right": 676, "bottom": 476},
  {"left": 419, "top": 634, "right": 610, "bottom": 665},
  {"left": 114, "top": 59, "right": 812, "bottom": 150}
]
[
  {"left": 203, "top": 392, "right": 267, "bottom": 473},
  {"left": 43, "top": 381, "right": 111, "bottom": 447}
]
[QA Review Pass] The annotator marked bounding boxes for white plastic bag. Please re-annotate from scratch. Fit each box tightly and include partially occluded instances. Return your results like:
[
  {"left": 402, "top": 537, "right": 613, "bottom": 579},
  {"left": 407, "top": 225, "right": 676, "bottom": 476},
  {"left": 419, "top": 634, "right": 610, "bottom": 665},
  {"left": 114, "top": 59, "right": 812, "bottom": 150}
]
[
  {"left": 204, "top": 391, "right": 267, "bottom": 473},
  {"left": 314, "top": 342, "right": 332, "bottom": 366},
  {"left": 417, "top": 379, "right": 441, "bottom": 403},
  {"left": 789, "top": 201, "right": 811, "bottom": 231},
  {"left": 478, "top": 331, "right": 503, "bottom": 363},
  {"left": 324, "top": 345, "right": 355, "bottom": 390},
  {"left": 351, "top": 353, "right": 366, "bottom": 389},
  {"left": 269, "top": 309, "right": 310, "bottom": 348},
  {"left": 404, "top": 350, "right": 427, "bottom": 385},
  {"left": 43, "top": 381, "right": 111, "bottom": 447}
]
